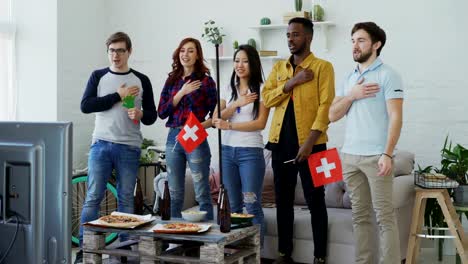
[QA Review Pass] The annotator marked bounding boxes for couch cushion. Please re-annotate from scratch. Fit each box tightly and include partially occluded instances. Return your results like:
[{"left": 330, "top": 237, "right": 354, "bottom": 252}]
[
  {"left": 263, "top": 206, "right": 355, "bottom": 245},
  {"left": 394, "top": 150, "right": 415, "bottom": 176},
  {"left": 153, "top": 171, "right": 197, "bottom": 210},
  {"left": 392, "top": 174, "right": 415, "bottom": 208},
  {"left": 293, "top": 177, "right": 352, "bottom": 209},
  {"left": 325, "top": 181, "right": 352, "bottom": 209}
]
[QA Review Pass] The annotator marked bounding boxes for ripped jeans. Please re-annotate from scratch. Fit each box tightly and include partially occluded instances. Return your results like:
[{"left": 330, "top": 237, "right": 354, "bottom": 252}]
[
  {"left": 165, "top": 128, "right": 213, "bottom": 220},
  {"left": 221, "top": 145, "right": 266, "bottom": 245}
]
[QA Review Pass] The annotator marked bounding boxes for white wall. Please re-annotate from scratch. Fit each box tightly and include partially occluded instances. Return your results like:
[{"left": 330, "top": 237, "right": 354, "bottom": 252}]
[
  {"left": 324, "top": 0, "right": 468, "bottom": 168},
  {"left": 15, "top": 0, "right": 58, "bottom": 121},
  {"left": 50, "top": 0, "right": 468, "bottom": 168},
  {"left": 57, "top": 0, "right": 107, "bottom": 169}
]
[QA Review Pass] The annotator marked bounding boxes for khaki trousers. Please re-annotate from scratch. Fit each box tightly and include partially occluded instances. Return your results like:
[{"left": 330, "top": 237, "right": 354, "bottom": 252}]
[{"left": 342, "top": 153, "right": 401, "bottom": 264}]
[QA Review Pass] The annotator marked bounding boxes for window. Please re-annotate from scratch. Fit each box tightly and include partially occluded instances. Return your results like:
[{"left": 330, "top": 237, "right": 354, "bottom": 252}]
[{"left": 0, "top": 0, "right": 15, "bottom": 121}]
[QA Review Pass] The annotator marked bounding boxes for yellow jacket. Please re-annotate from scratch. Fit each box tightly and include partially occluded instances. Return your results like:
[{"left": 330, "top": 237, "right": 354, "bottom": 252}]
[{"left": 262, "top": 53, "right": 335, "bottom": 146}]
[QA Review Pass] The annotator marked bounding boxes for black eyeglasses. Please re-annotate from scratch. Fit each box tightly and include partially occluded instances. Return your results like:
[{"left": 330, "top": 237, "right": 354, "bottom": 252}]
[{"left": 107, "top": 48, "right": 127, "bottom": 55}]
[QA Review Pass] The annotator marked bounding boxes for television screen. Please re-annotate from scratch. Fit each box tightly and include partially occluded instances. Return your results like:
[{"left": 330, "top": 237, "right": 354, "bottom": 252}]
[{"left": 0, "top": 122, "right": 72, "bottom": 264}]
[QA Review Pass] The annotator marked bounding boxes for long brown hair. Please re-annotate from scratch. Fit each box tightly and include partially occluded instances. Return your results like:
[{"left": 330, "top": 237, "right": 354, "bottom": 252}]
[{"left": 167, "top": 38, "right": 210, "bottom": 85}]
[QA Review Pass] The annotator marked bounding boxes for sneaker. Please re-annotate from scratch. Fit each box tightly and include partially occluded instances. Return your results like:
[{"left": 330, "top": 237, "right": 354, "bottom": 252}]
[
  {"left": 313, "top": 257, "right": 326, "bottom": 264},
  {"left": 273, "top": 255, "right": 294, "bottom": 264},
  {"left": 73, "top": 250, "right": 83, "bottom": 264}
]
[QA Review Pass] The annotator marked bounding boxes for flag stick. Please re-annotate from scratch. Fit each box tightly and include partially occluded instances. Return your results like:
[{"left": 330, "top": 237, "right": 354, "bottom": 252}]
[{"left": 215, "top": 43, "right": 223, "bottom": 186}]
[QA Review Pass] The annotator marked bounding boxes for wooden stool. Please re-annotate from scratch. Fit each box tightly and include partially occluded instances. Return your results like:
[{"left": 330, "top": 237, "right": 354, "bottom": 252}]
[{"left": 406, "top": 188, "right": 468, "bottom": 264}]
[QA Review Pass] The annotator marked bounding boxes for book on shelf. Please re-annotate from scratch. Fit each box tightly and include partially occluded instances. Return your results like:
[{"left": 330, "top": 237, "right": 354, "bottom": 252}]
[
  {"left": 258, "top": 50, "right": 278, "bottom": 57},
  {"left": 283, "top": 11, "right": 311, "bottom": 23}
]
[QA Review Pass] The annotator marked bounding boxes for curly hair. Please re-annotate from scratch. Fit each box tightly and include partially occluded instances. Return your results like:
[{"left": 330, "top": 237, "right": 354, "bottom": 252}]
[{"left": 167, "top": 38, "right": 210, "bottom": 85}]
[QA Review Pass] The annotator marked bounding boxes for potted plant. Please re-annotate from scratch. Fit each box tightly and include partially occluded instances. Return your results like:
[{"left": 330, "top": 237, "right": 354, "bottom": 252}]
[
  {"left": 233, "top": 40, "right": 239, "bottom": 51},
  {"left": 312, "top": 4, "right": 325, "bottom": 21},
  {"left": 202, "top": 20, "right": 231, "bottom": 230},
  {"left": 440, "top": 136, "right": 468, "bottom": 205},
  {"left": 202, "top": 20, "right": 225, "bottom": 46},
  {"left": 140, "top": 138, "right": 156, "bottom": 164},
  {"left": 295, "top": 0, "right": 302, "bottom": 11}
]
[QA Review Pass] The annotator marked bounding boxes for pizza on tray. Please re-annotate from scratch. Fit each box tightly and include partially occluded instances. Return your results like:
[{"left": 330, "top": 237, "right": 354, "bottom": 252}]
[
  {"left": 98, "top": 215, "right": 145, "bottom": 228},
  {"left": 162, "top": 222, "right": 202, "bottom": 232},
  {"left": 231, "top": 213, "right": 254, "bottom": 218}
]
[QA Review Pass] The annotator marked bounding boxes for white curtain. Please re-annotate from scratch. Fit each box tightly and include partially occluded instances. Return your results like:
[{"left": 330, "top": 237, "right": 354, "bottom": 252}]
[{"left": 0, "top": 0, "right": 16, "bottom": 121}]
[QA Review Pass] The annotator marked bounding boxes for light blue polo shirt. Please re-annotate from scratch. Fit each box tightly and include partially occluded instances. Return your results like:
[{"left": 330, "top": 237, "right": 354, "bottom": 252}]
[{"left": 337, "top": 58, "right": 404, "bottom": 155}]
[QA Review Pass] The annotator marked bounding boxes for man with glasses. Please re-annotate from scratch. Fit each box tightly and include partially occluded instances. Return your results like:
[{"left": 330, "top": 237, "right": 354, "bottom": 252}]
[
  {"left": 74, "top": 31, "right": 157, "bottom": 264},
  {"left": 262, "top": 17, "right": 335, "bottom": 264}
]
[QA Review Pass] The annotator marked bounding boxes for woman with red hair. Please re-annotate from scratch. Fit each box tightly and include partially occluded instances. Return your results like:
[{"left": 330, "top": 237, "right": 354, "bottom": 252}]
[{"left": 158, "top": 38, "right": 216, "bottom": 220}]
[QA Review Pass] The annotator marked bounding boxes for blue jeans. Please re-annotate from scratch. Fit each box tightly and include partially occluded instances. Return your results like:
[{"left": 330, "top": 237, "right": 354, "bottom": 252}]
[
  {"left": 166, "top": 128, "right": 213, "bottom": 220},
  {"left": 79, "top": 140, "right": 141, "bottom": 246},
  {"left": 222, "top": 145, "right": 266, "bottom": 245}
]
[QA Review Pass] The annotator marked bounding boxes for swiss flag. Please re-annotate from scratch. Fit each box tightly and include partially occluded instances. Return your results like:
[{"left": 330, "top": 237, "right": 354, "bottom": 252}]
[
  {"left": 177, "top": 112, "right": 208, "bottom": 153},
  {"left": 308, "top": 148, "right": 343, "bottom": 187}
]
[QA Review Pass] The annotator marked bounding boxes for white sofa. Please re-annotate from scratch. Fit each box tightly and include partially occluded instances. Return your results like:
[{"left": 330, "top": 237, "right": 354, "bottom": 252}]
[
  {"left": 158, "top": 150, "right": 416, "bottom": 264},
  {"left": 260, "top": 151, "right": 415, "bottom": 264}
]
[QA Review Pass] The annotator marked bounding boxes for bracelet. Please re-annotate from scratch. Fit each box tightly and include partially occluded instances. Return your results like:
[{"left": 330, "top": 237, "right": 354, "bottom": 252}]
[{"left": 381, "top": 153, "right": 393, "bottom": 159}]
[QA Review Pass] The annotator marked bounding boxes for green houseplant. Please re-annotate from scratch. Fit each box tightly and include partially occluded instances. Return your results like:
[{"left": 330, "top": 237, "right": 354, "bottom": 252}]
[
  {"left": 419, "top": 137, "right": 468, "bottom": 260},
  {"left": 295, "top": 0, "right": 302, "bottom": 11},
  {"left": 201, "top": 20, "right": 232, "bottom": 231},
  {"left": 312, "top": 4, "right": 325, "bottom": 21},
  {"left": 140, "top": 138, "right": 156, "bottom": 164},
  {"left": 201, "top": 19, "right": 225, "bottom": 181},
  {"left": 440, "top": 137, "right": 468, "bottom": 204},
  {"left": 202, "top": 20, "right": 225, "bottom": 46}
]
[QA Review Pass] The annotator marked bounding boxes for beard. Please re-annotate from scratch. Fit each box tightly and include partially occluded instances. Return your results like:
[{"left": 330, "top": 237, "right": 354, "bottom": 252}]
[
  {"left": 353, "top": 49, "right": 373, "bottom": 63},
  {"left": 290, "top": 42, "right": 307, "bottom": 55}
]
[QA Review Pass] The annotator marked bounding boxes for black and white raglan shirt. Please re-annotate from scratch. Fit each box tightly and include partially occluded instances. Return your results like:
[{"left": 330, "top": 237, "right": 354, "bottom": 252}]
[{"left": 80, "top": 68, "right": 157, "bottom": 147}]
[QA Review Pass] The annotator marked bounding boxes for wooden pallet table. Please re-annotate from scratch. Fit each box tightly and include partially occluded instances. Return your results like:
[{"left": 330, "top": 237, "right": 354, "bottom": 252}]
[{"left": 83, "top": 221, "right": 260, "bottom": 264}]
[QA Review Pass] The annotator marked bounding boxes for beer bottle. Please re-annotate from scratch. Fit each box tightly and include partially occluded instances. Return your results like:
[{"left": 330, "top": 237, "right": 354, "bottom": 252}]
[
  {"left": 134, "top": 178, "right": 144, "bottom": 215},
  {"left": 217, "top": 185, "right": 224, "bottom": 225},
  {"left": 219, "top": 187, "right": 231, "bottom": 233},
  {"left": 160, "top": 180, "right": 171, "bottom": 220}
]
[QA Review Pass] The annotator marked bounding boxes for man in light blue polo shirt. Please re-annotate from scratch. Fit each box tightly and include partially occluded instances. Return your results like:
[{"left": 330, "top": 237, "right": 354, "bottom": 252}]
[{"left": 329, "top": 22, "right": 404, "bottom": 264}]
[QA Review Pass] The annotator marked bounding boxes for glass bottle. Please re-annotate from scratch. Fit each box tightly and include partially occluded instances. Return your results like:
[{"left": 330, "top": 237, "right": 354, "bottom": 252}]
[
  {"left": 134, "top": 178, "right": 144, "bottom": 215},
  {"left": 160, "top": 180, "right": 171, "bottom": 220},
  {"left": 217, "top": 185, "right": 224, "bottom": 225},
  {"left": 219, "top": 187, "right": 231, "bottom": 233}
]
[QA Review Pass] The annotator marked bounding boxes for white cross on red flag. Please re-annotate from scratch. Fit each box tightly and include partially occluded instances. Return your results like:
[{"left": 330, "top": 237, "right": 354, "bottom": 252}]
[
  {"left": 176, "top": 112, "right": 208, "bottom": 153},
  {"left": 308, "top": 148, "right": 343, "bottom": 187}
]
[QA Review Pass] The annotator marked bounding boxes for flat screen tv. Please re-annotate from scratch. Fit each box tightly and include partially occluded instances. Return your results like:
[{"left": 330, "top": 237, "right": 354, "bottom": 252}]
[{"left": 0, "top": 122, "right": 72, "bottom": 264}]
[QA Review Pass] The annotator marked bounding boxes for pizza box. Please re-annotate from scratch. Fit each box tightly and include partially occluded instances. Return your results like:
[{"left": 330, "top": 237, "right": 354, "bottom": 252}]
[
  {"left": 152, "top": 223, "right": 212, "bottom": 234},
  {"left": 85, "top": 211, "right": 154, "bottom": 229}
]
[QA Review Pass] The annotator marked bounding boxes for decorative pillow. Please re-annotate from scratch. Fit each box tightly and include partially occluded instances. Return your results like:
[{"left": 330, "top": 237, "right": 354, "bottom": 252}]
[
  {"left": 261, "top": 149, "right": 277, "bottom": 206},
  {"left": 209, "top": 170, "right": 220, "bottom": 204},
  {"left": 393, "top": 151, "right": 415, "bottom": 176},
  {"left": 324, "top": 181, "right": 351, "bottom": 209},
  {"left": 262, "top": 168, "right": 276, "bottom": 206},
  {"left": 293, "top": 177, "right": 352, "bottom": 208}
]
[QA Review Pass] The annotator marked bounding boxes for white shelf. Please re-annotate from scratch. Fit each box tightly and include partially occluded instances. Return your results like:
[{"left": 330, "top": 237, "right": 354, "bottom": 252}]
[
  {"left": 248, "top": 21, "right": 334, "bottom": 30},
  {"left": 206, "top": 55, "right": 284, "bottom": 63},
  {"left": 248, "top": 21, "right": 335, "bottom": 52}
]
